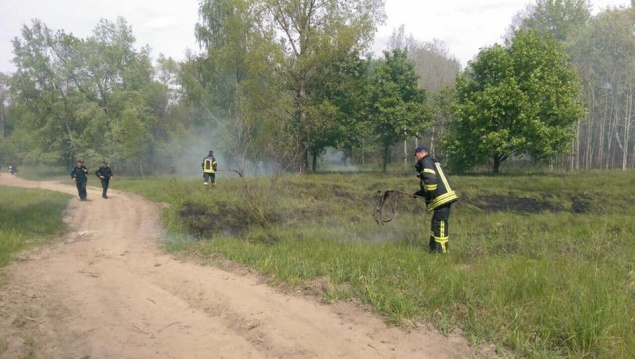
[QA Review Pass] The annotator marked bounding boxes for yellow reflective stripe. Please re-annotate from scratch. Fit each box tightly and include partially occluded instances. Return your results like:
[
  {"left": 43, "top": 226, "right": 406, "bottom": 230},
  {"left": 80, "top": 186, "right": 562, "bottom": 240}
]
[
  {"left": 428, "top": 191, "right": 459, "bottom": 212},
  {"left": 434, "top": 237, "right": 448, "bottom": 253},
  {"left": 440, "top": 221, "right": 445, "bottom": 238},
  {"left": 434, "top": 162, "right": 452, "bottom": 192},
  {"left": 433, "top": 191, "right": 457, "bottom": 202},
  {"left": 423, "top": 168, "right": 436, "bottom": 174},
  {"left": 425, "top": 184, "right": 437, "bottom": 191}
]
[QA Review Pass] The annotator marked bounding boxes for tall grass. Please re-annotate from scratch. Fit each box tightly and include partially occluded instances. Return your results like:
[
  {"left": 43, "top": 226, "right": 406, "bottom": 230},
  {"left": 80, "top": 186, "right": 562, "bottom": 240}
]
[
  {"left": 116, "top": 170, "right": 635, "bottom": 358},
  {"left": 0, "top": 186, "right": 71, "bottom": 267},
  {"left": 12, "top": 166, "right": 71, "bottom": 182}
]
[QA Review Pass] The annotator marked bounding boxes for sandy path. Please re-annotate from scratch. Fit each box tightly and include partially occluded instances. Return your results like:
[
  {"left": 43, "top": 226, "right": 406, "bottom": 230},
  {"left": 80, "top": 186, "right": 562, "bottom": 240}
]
[{"left": 0, "top": 174, "right": 495, "bottom": 359}]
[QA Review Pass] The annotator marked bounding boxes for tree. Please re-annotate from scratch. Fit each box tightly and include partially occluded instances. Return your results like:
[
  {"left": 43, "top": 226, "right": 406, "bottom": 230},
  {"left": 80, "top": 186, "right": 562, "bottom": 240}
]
[
  {"left": 261, "top": 0, "right": 386, "bottom": 172},
  {"left": 0, "top": 73, "right": 8, "bottom": 138},
  {"left": 6, "top": 18, "right": 172, "bottom": 173},
  {"left": 369, "top": 48, "right": 430, "bottom": 173},
  {"left": 448, "top": 29, "right": 585, "bottom": 173},
  {"left": 507, "top": 0, "right": 591, "bottom": 42},
  {"left": 568, "top": 7, "right": 635, "bottom": 170},
  {"left": 192, "top": 0, "right": 289, "bottom": 174}
]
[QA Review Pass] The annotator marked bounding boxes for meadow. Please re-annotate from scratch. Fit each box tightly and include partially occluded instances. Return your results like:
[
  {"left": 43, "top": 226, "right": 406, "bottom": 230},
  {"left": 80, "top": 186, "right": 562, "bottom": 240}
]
[
  {"left": 0, "top": 186, "right": 71, "bottom": 268},
  {"left": 4, "top": 169, "right": 634, "bottom": 358},
  {"left": 114, "top": 170, "right": 635, "bottom": 359}
]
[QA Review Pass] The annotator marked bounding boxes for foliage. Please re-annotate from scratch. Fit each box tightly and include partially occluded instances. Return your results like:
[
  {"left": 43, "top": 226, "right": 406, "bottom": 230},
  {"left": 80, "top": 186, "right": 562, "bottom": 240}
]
[
  {"left": 4, "top": 3, "right": 635, "bottom": 174},
  {"left": 369, "top": 49, "right": 431, "bottom": 172},
  {"left": 510, "top": 0, "right": 591, "bottom": 42},
  {"left": 6, "top": 18, "right": 183, "bottom": 174},
  {"left": 567, "top": 6, "right": 635, "bottom": 170},
  {"left": 448, "top": 29, "right": 586, "bottom": 173},
  {"left": 260, "top": 0, "right": 386, "bottom": 172},
  {"left": 185, "top": 0, "right": 387, "bottom": 173},
  {"left": 308, "top": 56, "right": 373, "bottom": 158},
  {"left": 190, "top": 0, "right": 289, "bottom": 174},
  {"left": 0, "top": 186, "right": 70, "bottom": 267}
]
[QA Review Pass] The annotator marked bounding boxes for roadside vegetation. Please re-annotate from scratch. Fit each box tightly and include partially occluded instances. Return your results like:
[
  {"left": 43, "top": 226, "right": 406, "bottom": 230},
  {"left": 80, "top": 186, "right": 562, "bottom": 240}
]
[
  {"left": 116, "top": 170, "right": 635, "bottom": 359},
  {"left": 0, "top": 186, "right": 70, "bottom": 267}
]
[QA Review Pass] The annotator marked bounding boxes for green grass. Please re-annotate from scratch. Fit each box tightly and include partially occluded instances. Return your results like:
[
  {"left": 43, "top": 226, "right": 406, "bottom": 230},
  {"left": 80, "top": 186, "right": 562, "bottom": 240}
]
[
  {"left": 12, "top": 166, "right": 71, "bottom": 182},
  {"left": 0, "top": 186, "right": 71, "bottom": 267},
  {"left": 115, "top": 170, "right": 635, "bottom": 358}
]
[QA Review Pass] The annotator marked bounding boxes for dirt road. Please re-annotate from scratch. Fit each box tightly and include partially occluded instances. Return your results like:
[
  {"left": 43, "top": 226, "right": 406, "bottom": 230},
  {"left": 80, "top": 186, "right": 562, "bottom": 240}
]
[{"left": 0, "top": 175, "right": 495, "bottom": 359}]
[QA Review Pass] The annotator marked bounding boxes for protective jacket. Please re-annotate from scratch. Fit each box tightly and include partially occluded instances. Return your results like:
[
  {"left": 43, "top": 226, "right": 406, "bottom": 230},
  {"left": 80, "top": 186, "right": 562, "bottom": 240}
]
[
  {"left": 414, "top": 155, "right": 458, "bottom": 212},
  {"left": 202, "top": 156, "right": 217, "bottom": 174},
  {"left": 71, "top": 165, "right": 88, "bottom": 182},
  {"left": 95, "top": 166, "right": 113, "bottom": 179}
]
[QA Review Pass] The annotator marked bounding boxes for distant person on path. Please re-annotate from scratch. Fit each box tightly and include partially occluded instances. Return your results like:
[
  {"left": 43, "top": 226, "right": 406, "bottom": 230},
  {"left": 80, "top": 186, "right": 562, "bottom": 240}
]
[
  {"left": 413, "top": 146, "right": 458, "bottom": 253},
  {"left": 71, "top": 159, "right": 89, "bottom": 201},
  {"left": 201, "top": 150, "right": 217, "bottom": 186},
  {"left": 95, "top": 160, "right": 114, "bottom": 199}
]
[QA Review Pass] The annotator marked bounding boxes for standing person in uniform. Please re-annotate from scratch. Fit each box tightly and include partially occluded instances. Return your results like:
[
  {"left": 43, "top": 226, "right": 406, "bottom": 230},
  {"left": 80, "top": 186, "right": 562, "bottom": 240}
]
[
  {"left": 95, "top": 160, "right": 114, "bottom": 199},
  {"left": 201, "top": 150, "right": 218, "bottom": 186},
  {"left": 413, "top": 146, "right": 458, "bottom": 253},
  {"left": 71, "top": 159, "right": 89, "bottom": 201}
]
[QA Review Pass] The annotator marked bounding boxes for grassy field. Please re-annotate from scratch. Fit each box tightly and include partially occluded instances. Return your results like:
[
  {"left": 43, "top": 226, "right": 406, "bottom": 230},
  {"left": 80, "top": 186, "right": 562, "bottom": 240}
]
[
  {"left": 114, "top": 171, "right": 635, "bottom": 359},
  {"left": 0, "top": 186, "right": 71, "bottom": 268},
  {"left": 13, "top": 166, "right": 72, "bottom": 182},
  {"left": 9, "top": 166, "right": 634, "bottom": 357}
]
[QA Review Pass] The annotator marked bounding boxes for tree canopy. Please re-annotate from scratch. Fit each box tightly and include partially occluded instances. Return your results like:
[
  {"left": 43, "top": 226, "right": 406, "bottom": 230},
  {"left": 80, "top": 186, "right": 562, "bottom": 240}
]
[
  {"left": 6, "top": 1, "right": 635, "bottom": 174},
  {"left": 447, "top": 29, "right": 586, "bottom": 173}
]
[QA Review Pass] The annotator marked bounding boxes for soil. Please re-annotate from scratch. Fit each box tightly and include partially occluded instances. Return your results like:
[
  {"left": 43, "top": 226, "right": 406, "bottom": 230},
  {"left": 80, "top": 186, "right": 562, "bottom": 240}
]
[{"left": 0, "top": 174, "right": 500, "bottom": 359}]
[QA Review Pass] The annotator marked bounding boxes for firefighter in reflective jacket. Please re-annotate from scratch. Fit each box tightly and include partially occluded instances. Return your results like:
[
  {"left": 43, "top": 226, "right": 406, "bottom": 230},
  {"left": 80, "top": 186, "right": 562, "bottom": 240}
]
[
  {"left": 413, "top": 146, "right": 458, "bottom": 253},
  {"left": 202, "top": 150, "right": 218, "bottom": 186}
]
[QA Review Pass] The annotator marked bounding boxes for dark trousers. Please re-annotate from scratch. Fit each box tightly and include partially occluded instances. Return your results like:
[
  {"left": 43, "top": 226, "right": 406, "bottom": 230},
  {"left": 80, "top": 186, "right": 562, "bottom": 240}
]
[
  {"left": 76, "top": 180, "right": 87, "bottom": 200},
  {"left": 203, "top": 172, "right": 216, "bottom": 184},
  {"left": 429, "top": 203, "right": 452, "bottom": 253},
  {"left": 100, "top": 178, "right": 110, "bottom": 198}
]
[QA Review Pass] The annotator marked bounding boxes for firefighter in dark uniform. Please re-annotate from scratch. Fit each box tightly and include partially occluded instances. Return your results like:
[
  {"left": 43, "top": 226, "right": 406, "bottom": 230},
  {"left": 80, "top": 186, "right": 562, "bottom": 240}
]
[
  {"left": 201, "top": 150, "right": 218, "bottom": 186},
  {"left": 95, "top": 160, "right": 114, "bottom": 199},
  {"left": 413, "top": 146, "right": 458, "bottom": 253},
  {"left": 71, "top": 159, "right": 89, "bottom": 201}
]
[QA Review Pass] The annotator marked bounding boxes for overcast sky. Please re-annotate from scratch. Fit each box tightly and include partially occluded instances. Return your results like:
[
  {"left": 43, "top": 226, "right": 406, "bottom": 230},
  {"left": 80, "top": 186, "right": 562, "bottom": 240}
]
[{"left": 0, "top": 0, "right": 630, "bottom": 74}]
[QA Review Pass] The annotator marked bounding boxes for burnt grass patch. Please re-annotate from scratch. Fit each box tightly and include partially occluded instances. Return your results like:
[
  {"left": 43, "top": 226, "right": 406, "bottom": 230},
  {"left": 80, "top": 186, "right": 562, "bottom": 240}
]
[
  {"left": 179, "top": 201, "right": 280, "bottom": 239},
  {"left": 469, "top": 193, "right": 594, "bottom": 214}
]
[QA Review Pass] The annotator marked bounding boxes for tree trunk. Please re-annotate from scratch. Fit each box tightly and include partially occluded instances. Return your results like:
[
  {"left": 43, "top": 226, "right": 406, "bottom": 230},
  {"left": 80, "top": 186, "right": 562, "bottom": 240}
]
[
  {"left": 382, "top": 145, "right": 390, "bottom": 173},
  {"left": 493, "top": 155, "right": 501, "bottom": 174},
  {"left": 403, "top": 139, "right": 408, "bottom": 171},
  {"left": 311, "top": 152, "right": 317, "bottom": 173},
  {"left": 298, "top": 140, "right": 308, "bottom": 174},
  {"left": 0, "top": 107, "right": 4, "bottom": 138},
  {"left": 585, "top": 105, "right": 594, "bottom": 170},
  {"left": 298, "top": 76, "right": 309, "bottom": 174},
  {"left": 621, "top": 87, "right": 632, "bottom": 170}
]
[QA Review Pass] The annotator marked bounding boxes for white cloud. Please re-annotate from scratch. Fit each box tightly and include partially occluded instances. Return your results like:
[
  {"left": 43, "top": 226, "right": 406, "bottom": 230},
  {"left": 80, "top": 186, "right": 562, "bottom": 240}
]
[{"left": 144, "top": 17, "right": 178, "bottom": 31}]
